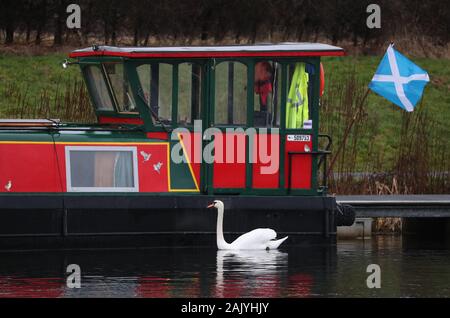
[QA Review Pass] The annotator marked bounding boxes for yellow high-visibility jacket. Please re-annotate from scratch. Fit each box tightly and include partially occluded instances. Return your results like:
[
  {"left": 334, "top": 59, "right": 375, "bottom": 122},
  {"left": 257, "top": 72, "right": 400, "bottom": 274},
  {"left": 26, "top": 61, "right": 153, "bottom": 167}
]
[{"left": 286, "top": 63, "right": 309, "bottom": 129}]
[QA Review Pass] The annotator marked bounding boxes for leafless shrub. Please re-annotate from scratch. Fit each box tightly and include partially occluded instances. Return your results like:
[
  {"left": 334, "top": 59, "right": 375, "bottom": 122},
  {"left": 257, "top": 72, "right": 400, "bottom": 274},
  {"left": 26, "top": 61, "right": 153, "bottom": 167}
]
[{"left": 0, "top": 79, "right": 96, "bottom": 123}]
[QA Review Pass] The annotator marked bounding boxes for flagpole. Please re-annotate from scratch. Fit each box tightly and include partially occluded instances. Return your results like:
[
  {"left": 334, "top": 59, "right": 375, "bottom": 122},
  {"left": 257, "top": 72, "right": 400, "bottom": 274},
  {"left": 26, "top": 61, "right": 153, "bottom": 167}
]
[{"left": 326, "top": 87, "right": 371, "bottom": 179}]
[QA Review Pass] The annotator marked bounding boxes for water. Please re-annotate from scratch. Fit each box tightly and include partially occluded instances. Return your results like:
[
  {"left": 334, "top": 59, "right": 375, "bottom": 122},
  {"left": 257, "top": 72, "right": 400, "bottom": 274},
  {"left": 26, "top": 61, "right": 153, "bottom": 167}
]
[{"left": 0, "top": 236, "right": 449, "bottom": 298}]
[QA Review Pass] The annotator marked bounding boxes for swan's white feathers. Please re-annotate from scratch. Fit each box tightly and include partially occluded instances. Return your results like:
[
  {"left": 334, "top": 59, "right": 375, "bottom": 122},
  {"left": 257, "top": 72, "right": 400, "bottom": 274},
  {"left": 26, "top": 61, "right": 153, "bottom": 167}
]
[
  {"left": 230, "top": 228, "right": 277, "bottom": 249},
  {"left": 266, "top": 236, "right": 289, "bottom": 250}
]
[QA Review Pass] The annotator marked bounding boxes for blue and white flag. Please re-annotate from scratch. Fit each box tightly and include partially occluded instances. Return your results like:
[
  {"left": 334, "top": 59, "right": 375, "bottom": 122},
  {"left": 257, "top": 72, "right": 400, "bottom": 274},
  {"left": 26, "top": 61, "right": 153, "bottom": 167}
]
[{"left": 369, "top": 44, "right": 430, "bottom": 112}]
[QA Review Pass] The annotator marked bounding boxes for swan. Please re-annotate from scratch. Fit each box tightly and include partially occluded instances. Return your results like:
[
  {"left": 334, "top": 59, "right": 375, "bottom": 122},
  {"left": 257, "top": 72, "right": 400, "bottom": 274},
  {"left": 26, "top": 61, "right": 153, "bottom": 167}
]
[{"left": 207, "top": 200, "right": 288, "bottom": 250}]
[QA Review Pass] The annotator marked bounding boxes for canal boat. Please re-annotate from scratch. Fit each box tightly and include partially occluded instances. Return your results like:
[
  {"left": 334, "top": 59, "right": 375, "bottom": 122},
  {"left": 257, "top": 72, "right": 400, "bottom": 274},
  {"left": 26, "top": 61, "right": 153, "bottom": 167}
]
[{"left": 0, "top": 43, "right": 355, "bottom": 249}]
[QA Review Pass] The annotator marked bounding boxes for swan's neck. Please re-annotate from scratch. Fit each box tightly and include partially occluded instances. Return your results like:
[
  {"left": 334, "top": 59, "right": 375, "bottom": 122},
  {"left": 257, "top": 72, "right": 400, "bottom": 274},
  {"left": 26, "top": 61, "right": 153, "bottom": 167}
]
[{"left": 216, "top": 206, "right": 231, "bottom": 250}]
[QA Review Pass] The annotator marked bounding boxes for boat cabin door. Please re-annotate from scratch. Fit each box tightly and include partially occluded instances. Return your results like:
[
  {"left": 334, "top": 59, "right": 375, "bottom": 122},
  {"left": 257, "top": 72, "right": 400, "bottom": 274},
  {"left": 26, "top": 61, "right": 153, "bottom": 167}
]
[{"left": 206, "top": 59, "right": 318, "bottom": 195}]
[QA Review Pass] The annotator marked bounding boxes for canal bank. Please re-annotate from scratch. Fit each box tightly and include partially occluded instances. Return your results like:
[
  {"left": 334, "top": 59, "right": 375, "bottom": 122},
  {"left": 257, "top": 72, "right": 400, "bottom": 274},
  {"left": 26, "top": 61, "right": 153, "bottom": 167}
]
[{"left": 336, "top": 195, "right": 450, "bottom": 242}]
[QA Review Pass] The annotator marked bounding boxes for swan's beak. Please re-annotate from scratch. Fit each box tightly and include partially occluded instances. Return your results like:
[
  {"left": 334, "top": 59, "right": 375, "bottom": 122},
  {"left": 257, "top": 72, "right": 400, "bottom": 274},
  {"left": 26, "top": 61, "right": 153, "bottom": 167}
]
[{"left": 207, "top": 203, "right": 215, "bottom": 209}]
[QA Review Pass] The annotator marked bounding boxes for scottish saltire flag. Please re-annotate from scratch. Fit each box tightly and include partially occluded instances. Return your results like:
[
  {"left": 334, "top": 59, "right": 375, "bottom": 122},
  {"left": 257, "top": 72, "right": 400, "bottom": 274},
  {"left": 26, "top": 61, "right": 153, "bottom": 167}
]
[{"left": 369, "top": 44, "right": 430, "bottom": 112}]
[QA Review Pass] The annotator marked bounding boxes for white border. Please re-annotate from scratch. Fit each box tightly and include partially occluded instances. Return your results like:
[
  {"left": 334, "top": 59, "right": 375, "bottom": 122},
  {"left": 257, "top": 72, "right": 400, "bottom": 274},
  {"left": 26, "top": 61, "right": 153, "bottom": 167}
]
[{"left": 65, "top": 146, "right": 139, "bottom": 193}]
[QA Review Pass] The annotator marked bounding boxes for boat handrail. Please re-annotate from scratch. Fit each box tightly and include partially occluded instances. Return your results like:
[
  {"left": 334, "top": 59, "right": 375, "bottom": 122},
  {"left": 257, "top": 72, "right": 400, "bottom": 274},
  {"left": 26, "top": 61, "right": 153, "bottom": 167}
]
[{"left": 0, "top": 119, "right": 61, "bottom": 128}]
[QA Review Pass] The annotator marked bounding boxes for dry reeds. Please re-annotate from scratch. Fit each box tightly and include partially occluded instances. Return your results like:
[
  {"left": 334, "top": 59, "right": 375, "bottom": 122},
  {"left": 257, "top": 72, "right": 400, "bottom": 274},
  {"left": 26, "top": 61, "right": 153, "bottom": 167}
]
[{"left": 0, "top": 78, "right": 96, "bottom": 123}]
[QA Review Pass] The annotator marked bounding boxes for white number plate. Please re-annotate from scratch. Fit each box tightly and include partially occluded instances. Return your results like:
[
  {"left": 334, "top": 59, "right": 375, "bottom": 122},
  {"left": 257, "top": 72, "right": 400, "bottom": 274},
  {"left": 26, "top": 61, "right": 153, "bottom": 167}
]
[{"left": 287, "top": 135, "right": 311, "bottom": 142}]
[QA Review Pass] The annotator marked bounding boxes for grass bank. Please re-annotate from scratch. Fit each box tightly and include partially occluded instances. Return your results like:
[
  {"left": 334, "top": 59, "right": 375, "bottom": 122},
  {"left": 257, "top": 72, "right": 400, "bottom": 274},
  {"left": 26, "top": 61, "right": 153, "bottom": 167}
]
[{"left": 321, "top": 56, "right": 450, "bottom": 169}]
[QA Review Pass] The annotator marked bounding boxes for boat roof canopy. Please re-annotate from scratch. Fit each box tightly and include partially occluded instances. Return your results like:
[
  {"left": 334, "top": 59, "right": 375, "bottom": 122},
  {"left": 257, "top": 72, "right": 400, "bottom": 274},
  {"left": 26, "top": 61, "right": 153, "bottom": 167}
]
[{"left": 70, "top": 43, "right": 345, "bottom": 59}]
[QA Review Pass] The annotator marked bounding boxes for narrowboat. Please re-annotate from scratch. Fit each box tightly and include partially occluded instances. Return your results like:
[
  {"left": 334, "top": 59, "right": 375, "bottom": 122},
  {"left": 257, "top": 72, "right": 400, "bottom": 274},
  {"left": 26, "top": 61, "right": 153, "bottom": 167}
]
[{"left": 0, "top": 43, "right": 355, "bottom": 250}]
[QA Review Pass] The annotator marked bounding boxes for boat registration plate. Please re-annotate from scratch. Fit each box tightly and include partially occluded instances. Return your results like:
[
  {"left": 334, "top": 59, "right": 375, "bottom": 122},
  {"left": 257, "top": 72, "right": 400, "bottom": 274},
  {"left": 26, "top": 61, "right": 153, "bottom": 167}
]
[{"left": 287, "top": 135, "right": 311, "bottom": 142}]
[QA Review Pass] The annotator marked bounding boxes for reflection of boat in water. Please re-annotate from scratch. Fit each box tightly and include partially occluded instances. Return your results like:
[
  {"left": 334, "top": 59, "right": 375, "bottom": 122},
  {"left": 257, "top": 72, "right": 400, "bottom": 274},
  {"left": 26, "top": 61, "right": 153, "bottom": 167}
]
[
  {"left": 0, "top": 277, "right": 64, "bottom": 298},
  {"left": 0, "top": 246, "right": 336, "bottom": 297}
]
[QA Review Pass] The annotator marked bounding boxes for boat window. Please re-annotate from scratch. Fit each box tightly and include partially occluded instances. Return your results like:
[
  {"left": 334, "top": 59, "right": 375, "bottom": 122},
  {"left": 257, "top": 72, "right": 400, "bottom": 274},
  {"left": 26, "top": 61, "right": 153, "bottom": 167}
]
[
  {"left": 178, "top": 63, "right": 202, "bottom": 126},
  {"left": 214, "top": 61, "right": 247, "bottom": 126},
  {"left": 83, "top": 65, "right": 114, "bottom": 111},
  {"left": 253, "top": 61, "right": 282, "bottom": 128},
  {"left": 137, "top": 63, "right": 173, "bottom": 125},
  {"left": 65, "top": 147, "right": 139, "bottom": 192},
  {"left": 285, "top": 62, "right": 314, "bottom": 129},
  {"left": 104, "top": 63, "right": 138, "bottom": 113}
]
